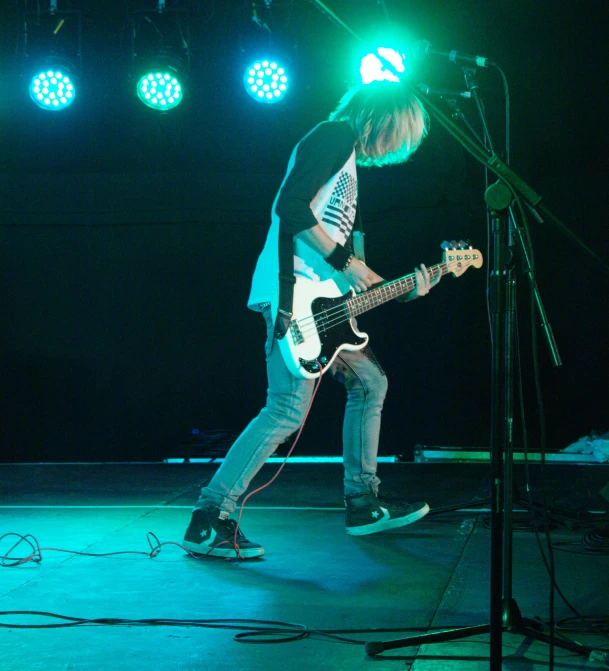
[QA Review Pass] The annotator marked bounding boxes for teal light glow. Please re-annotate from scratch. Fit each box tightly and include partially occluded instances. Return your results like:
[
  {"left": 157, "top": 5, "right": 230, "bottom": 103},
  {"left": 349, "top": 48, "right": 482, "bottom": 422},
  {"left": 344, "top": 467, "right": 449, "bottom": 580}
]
[
  {"left": 243, "top": 59, "right": 289, "bottom": 104},
  {"left": 29, "top": 69, "right": 76, "bottom": 111},
  {"left": 359, "top": 47, "right": 406, "bottom": 84},
  {"left": 136, "top": 71, "right": 183, "bottom": 111},
  {"left": 165, "top": 456, "right": 397, "bottom": 464}
]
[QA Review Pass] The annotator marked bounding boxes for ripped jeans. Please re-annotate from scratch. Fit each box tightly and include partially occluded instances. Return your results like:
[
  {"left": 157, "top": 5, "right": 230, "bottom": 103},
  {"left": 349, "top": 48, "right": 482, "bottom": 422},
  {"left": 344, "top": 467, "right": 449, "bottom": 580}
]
[{"left": 195, "top": 306, "right": 388, "bottom": 514}]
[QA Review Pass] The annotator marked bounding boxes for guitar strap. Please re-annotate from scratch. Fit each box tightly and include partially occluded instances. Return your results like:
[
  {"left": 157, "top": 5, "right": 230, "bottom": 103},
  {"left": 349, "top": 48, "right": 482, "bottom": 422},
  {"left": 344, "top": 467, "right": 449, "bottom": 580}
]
[
  {"left": 274, "top": 225, "right": 296, "bottom": 340},
  {"left": 352, "top": 206, "right": 366, "bottom": 264},
  {"left": 274, "top": 203, "right": 365, "bottom": 341}
]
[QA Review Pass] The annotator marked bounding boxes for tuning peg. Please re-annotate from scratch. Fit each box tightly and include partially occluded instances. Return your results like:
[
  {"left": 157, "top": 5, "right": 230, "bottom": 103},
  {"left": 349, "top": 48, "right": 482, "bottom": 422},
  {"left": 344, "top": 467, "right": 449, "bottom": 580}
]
[{"left": 442, "top": 239, "right": 476, "bottom": 251}]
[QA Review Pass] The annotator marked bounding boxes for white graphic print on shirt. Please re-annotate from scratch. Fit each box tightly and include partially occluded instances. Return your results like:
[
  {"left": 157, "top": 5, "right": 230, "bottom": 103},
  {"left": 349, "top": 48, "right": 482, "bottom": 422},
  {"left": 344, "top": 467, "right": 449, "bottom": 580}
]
[
  {"left": 294, "top": 153, "right": 357, "bottom": 283},
  {"left": 321, "top": 171, "right": 358, "bottom": 239}
]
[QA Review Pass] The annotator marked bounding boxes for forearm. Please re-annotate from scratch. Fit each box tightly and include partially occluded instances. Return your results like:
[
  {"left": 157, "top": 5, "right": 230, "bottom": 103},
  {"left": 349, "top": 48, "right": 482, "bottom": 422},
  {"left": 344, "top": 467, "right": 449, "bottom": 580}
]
[
  {"left": 296, "top": 225, "right": 385, "bottom": 293},
  {"left": 295, "top": 224, "right": 340, "bottom": 258}
]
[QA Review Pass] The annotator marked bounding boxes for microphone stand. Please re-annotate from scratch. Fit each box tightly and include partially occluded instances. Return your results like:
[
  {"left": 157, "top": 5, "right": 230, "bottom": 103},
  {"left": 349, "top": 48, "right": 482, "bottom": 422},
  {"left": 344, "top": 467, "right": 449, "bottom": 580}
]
[
  {"left": 365, "top": 69, "right": 599, "bottom": 669},
  {"left": 305, "top": 2, "right": 608, "bottom": 664}
]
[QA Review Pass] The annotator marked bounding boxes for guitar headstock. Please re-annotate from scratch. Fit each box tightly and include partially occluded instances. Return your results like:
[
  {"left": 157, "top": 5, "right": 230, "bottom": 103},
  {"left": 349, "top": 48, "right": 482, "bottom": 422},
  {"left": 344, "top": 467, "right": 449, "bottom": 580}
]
[{"left": 441, "top": 240, "right": 483, "bottom": 277}]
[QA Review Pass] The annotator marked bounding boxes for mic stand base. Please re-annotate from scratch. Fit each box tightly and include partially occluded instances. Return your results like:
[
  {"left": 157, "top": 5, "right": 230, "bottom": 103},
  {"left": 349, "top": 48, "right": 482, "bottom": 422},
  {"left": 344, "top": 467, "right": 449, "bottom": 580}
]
[{"left": 364, "top": 601, "right": 595, "bottom": 661}]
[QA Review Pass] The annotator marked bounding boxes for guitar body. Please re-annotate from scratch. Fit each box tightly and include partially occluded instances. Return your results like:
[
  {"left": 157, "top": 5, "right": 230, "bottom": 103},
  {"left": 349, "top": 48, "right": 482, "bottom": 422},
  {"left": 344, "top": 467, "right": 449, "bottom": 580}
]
[{"left": 272, "top": 275, "right": 368, "bottom": 380}]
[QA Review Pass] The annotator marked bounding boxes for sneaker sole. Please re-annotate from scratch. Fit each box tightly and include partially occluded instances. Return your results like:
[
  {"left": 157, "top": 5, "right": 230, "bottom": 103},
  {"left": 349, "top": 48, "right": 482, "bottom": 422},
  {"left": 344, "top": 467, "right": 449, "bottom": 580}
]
[
  {"left": 346, "top": 503, "right": 430, "bottom": 536},
  {"left": 183, "top": 539, "right": 264, "bottom": 559}
]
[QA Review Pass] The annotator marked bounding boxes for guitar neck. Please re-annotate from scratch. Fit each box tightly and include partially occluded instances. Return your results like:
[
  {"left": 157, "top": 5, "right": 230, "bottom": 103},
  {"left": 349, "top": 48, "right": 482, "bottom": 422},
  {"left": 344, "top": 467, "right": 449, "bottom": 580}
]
[{"left": 347, "top": 262, "right": 448, "bottom": 318}]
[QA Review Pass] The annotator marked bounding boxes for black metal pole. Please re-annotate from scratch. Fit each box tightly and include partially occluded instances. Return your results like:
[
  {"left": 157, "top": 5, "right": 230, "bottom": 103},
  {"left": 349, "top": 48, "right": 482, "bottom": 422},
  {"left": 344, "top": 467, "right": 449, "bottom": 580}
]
[
  {"left": 489, "top": 210, "right": 506, "bottom": 669},
  {"left": 501, "top": 258, "right": 517, "bottom": 614}
]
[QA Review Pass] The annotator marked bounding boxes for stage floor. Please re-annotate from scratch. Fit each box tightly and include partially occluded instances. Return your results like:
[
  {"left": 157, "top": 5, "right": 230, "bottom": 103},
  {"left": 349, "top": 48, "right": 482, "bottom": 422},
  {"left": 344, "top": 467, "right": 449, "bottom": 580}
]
[{"left": 1, "top": 462, "right": 608, "bottom": 670}]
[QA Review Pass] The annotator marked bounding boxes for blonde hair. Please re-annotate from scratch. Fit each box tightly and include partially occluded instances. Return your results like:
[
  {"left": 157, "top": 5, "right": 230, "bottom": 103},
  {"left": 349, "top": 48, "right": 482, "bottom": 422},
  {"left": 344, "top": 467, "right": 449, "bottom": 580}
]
[{"left": 328, "top": 81, "right": 429, "bottom": 167}]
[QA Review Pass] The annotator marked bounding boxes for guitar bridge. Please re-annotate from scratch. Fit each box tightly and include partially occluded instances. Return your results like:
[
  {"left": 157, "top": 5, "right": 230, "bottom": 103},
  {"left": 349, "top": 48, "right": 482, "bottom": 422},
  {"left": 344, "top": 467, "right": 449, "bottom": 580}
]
[{"left": 289, "top": 320, "right": 304, "bottom": 345}]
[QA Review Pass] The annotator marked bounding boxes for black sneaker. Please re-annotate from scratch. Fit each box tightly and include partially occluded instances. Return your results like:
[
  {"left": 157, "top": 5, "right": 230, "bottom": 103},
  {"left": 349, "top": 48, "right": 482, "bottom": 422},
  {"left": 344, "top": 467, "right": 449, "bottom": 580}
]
[
  {"left": 183, "top": 508, "right": 264, "bottom": 559},
  {"left": 345, "top": 493, "right": 430, "bottom": 536}
]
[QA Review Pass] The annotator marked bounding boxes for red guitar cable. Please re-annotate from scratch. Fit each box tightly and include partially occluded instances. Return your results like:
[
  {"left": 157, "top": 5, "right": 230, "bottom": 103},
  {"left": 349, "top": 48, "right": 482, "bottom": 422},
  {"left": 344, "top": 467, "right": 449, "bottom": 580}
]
[{"left": 230, "top": 363, "right": 325, "bottom": 559}]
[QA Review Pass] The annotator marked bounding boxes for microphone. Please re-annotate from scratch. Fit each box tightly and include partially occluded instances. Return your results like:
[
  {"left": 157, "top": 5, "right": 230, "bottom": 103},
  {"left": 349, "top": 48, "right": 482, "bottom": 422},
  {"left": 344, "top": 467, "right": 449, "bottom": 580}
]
[
  {"left": 417, "top": 84, "right": 472, "bottom": 99},
  {"left": 412, "top": 39, "right": 493, "bottom": 68}
]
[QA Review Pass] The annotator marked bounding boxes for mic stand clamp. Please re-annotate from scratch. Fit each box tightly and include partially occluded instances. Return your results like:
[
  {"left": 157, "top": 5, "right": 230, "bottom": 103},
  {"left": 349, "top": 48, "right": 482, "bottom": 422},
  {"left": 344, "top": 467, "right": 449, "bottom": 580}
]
[{"left": 443, "top": 97, "right": 485, "bottom": 147}]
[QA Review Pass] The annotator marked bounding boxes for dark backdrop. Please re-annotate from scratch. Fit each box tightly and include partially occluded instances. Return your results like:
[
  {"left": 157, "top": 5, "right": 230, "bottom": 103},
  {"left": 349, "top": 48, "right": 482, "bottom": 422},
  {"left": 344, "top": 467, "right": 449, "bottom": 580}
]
[{"left": 0, "top": 1, "right": 607, "bottom": 462}]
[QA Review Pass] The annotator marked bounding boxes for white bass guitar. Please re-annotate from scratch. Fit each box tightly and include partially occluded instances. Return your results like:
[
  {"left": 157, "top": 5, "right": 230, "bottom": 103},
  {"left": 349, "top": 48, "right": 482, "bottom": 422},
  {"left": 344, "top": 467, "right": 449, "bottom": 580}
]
[{"left": 272, "top": 241, "right": 483, "bottom": 380}]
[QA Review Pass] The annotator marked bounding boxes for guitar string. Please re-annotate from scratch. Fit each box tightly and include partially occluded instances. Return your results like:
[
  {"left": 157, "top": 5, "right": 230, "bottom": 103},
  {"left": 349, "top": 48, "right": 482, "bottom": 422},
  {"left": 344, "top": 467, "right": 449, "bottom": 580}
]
[
  {"left": 295, "top": 281, "right": 414, "bottom": 336},
  {"left": 295, "top": 267, "right": 441, "bottom": 337},
  {"left": 287, "top": 255, "right": 479, "bottom": 372},
  {"left": 294, "top": 265, "right": 447, "bottom": 338}
]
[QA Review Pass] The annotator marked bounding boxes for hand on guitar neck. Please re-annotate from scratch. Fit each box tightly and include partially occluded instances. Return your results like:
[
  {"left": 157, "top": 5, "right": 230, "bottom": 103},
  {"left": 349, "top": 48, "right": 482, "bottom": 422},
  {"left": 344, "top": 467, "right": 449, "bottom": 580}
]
[
  {"left": 342, "top": 259, "right": 440, "bottom": 301},
  {"left": 395, "top": 263, "right": 441, "bottom": 302}
]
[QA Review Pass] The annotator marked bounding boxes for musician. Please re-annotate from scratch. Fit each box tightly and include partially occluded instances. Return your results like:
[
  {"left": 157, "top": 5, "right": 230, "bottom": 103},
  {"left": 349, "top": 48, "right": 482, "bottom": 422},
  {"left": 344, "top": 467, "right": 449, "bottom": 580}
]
[{"left": 184, "top": 80, "right": 441, "bottom": 558}]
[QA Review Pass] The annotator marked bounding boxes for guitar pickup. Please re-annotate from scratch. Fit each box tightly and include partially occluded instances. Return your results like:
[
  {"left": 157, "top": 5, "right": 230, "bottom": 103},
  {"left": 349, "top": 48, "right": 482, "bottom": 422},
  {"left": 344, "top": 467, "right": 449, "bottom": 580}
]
[{"left": 289, "top": 320, "right": 304, "bottom": 345}]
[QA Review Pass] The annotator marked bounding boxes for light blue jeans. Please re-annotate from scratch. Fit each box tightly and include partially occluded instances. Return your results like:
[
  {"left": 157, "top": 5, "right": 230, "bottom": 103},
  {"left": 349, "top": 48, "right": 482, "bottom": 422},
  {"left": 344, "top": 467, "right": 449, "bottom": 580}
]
[{"left": 195, "top": 307, "right": 388, "bottom": 514}]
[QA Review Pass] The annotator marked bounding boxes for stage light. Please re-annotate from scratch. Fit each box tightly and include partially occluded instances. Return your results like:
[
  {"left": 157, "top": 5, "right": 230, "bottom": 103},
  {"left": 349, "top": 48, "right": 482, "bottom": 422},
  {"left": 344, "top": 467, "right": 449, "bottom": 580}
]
[
  {"left": 243, "top": 58, "right": 290, "bottom": 104},
  {"left": 17, "top": 3, "right": 83, "bottom": 113},
  {"left": 28, "top": 58, "right": 77, "bottom": 112},
  {"left": 359, "top": 47, "right": 406, "bottom": 84},
  {"left": 129, "top": 5, "right": 191, "bottom": 113},
  {"left": 135, "top": 61, "right": 184, "bottom": 111}
]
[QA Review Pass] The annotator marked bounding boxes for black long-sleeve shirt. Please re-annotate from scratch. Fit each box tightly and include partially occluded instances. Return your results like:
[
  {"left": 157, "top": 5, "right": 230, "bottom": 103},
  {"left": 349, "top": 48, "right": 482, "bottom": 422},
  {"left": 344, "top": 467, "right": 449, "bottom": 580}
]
[{"left": 248, "top": 121, "right": 358, "bottom": 310}]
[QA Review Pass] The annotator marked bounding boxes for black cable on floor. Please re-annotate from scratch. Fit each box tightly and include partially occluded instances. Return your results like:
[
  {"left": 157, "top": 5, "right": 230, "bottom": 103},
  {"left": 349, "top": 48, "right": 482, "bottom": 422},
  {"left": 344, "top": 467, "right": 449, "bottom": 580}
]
[{"left": 1, "top": 609, "right": 608, "bottom": 660}]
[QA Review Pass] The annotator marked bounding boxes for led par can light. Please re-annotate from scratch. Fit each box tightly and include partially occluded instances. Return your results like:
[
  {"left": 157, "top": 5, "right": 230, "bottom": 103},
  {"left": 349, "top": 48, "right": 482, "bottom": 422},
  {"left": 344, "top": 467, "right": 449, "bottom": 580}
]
[
  {"left": 135, "top": 54, "right": 186, "bottom": 112},
  {"left": 243, "top": 58, "right": 290, "bottom": 104},
  {"left": 29, "top": 57, "right": 78, "bottom": 112}
]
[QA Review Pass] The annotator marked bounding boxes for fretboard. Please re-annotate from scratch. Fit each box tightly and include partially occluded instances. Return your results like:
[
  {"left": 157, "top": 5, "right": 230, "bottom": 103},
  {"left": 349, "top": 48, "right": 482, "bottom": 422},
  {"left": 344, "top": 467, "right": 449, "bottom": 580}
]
[{"left": 346, "top": 263, "right": 448, "bottom": 317}]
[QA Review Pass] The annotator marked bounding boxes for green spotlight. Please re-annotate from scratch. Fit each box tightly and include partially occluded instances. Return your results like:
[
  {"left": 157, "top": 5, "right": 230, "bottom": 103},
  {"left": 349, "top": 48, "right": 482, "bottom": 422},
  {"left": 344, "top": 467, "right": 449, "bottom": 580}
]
[
  {"left": 136, "top": 70, "right": 183, "bottom": 111},
  {"left": 243, "top": 58, "right": 289, "bottom": 104},
  {"left": 134, "top": 52, "right": 185, "bottom": 112},
  {"left": 359, "top": 47, "right": 406, "bottom": 84},
  {"left": 29, "top": 58, "right": 77, "bottom": 111}
]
